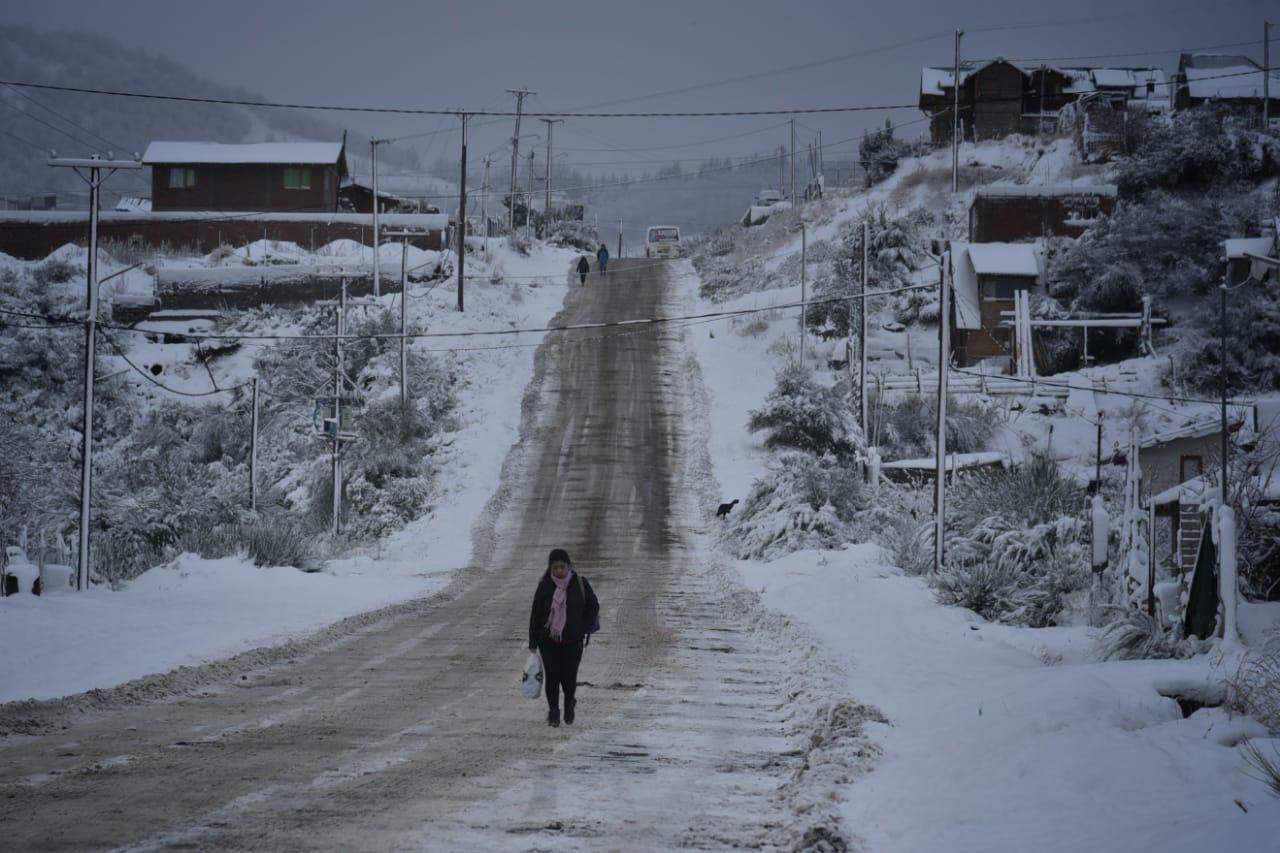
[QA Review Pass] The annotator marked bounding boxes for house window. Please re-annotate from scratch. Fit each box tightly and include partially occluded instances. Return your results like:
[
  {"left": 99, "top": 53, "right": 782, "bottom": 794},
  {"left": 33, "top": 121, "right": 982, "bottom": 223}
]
[
  {"left": 1180, "top": 455, "right": 1203, "bottom": 482},
  {"left": 283, "top": 167, "right": 312, "bottom": 190},
  {"left": 167, "top": 167, "right": 196, "bottom": 189}
]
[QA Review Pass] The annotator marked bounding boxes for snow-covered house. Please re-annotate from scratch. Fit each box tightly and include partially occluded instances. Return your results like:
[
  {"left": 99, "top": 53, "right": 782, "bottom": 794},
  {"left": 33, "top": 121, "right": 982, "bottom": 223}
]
[
  {"left": 920, "top": 61, "right": 1170, "bottom": 144},
  {"left": 969, "top": 185, "right": 1117, "bottom": 242},
  {"left": 1224, "top": 221, "right": 1280, "bottom": 284},
  {"left": 142, "top": 141, "right": 349, "bottom": 213},
  {"left": 948, "top": 241, "right": 1042, "bottom": 369},
  {"left": 1174, "top": 54, "right": 1280, "bottom": 117}
]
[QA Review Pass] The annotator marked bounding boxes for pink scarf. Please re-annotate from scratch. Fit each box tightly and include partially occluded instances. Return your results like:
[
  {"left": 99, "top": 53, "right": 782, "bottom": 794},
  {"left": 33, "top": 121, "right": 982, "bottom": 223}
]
[{"left": 547, "top": 571, "right": 572, "bottom": 640}]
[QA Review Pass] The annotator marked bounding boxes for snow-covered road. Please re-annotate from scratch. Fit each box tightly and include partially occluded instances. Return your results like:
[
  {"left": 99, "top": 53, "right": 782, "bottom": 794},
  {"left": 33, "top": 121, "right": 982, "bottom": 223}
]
[{"left": 0, "top": 259, "right": 868, "bottom": 850}]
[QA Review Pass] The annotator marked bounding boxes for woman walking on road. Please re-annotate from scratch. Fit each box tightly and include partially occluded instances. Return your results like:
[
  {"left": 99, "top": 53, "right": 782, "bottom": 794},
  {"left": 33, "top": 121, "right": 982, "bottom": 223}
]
[
  {"left": 529, "top": 548, "right": 599, "bottom": 728},
  {"left": 596, "top": 243, "right": 609, "bottom": 277},
  {"left": 576, "top": 255, "right": 590, "bottom": 285}
]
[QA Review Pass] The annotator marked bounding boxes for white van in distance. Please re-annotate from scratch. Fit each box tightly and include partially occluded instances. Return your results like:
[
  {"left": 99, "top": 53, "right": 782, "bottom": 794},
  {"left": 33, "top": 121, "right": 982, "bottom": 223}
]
[{"left": 645, "top": 225, "right": 681, "bottom": 258}]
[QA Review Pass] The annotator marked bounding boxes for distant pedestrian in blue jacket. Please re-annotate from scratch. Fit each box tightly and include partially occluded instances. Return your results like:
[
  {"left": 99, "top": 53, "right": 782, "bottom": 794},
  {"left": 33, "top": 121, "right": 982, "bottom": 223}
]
[{"left": 596, "top": 244, "right": 609, "bottom": 276}]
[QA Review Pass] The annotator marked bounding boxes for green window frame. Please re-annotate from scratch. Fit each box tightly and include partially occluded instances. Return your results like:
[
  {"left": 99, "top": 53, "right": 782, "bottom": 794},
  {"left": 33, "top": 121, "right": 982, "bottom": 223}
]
[{"left": 283, "top": 167, "right": 312, "bottom": 190}]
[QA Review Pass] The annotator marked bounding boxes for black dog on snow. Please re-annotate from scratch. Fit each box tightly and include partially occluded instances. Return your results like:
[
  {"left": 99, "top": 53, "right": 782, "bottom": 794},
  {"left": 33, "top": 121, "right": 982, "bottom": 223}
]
[{"left": 716, "top": 499, "right": 739, "bottom": 518}]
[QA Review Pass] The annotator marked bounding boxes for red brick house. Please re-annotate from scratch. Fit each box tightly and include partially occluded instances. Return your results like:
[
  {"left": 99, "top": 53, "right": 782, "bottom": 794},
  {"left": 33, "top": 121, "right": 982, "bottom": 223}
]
[{"left": 143, "top": 141, "right": 348, "bottom": 212}]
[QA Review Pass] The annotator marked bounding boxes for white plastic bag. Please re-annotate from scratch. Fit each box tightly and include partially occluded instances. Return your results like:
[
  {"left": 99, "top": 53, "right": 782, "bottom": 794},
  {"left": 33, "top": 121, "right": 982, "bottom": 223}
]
[{"left": 521, "top": 651, "right": 543, "bottom": 700}]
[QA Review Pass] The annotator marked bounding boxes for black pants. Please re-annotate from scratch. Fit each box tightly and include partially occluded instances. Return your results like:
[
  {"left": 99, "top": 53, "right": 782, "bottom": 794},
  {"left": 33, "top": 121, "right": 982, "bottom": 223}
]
[
  {"left": 578, "top": 272, "right": 587, "bottom": 285},
  {"left": 538, "top": 639, "right": 583, "bottom": 711}
]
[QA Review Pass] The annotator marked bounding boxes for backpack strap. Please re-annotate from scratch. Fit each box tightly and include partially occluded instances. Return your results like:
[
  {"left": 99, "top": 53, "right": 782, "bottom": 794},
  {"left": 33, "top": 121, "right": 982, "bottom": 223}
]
[{"left": 576, "top": 572, "right": 586, "bottom": 600}]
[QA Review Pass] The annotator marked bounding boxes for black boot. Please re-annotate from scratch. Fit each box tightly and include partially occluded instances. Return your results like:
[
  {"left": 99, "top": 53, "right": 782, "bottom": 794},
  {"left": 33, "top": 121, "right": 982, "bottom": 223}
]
[
  {"left": 564, "top": 699, "right": 575, "bottom": 725},
  {"left": 547, "top": 707, "right": 560, "bottom": 728}
]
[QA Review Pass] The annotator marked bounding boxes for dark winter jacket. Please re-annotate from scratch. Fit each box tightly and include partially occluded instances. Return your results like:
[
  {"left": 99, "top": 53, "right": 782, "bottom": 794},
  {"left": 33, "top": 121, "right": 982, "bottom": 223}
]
[
  {"left": 529, "top": 570, "right": 600, "bottom": 649},
  {"left": 576, "top": 256, "right": 590, "bottom": 274},
  {"left": 596, "top": 246, "right": 609, "bottom": 266}
]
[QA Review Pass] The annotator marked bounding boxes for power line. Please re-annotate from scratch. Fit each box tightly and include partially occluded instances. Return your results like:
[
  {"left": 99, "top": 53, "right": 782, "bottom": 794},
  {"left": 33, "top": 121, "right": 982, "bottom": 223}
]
[
  {"left": 0, "top": 78, "right": 920, "bottom": 118},
  {"left": 100, "top": 327, "right": 249, "bottom": 397},
  {"left": 2, "top": 83, "right": 132, "bottom": 154}
]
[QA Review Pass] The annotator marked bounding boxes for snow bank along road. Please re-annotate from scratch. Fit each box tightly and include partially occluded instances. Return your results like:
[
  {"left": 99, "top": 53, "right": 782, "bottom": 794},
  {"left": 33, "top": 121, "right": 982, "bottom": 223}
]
[{"left": 0, "top": 259, "right": 870, "bottom": 850}]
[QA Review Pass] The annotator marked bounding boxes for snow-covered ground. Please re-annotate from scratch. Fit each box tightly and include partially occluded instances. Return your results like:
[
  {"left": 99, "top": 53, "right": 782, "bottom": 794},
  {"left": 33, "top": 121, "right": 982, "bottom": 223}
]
[
  {"left": 0, "top": 240, "right": 578, "bottom": 704},
  {"left": 676, "top": 134, "right": 1280, "bottom": 848}
]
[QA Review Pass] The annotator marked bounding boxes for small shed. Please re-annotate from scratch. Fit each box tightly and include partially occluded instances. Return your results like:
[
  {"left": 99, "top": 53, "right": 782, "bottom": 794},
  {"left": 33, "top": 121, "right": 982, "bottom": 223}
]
[
  {"left": 1224, "top": 232, "right": 1278, "bottom": 284},
  {"left": 948, "top": 241, "right": 1042, "bottom": 369},
  {"left": 143, "top": 141, "right": 348, "bottom": 213}
]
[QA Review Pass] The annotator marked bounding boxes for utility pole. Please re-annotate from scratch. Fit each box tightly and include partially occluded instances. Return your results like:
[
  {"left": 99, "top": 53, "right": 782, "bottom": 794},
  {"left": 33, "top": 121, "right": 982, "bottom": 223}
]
[
  {"left": 1265, "top": 20, "right": 1272, "bottom": 128},
  {"left": 952, "top": 30, "right": 963, "bottom": 194},
  {"left": 798, "top": 221, "right": 807, "bottom": 363},
  {"left": 539, "top": 118, "right": 562, "bottom": 225},
  {"left": 457, "top": 113, "right": 469, "bottom": 312},
  {"left": 789, "top": 118, "right": 796, "bottom": 203},
  {"left": 480, "top": 157, "right": 490, "bottom": 255},
  {"left": 860, "top": 219, "right": 869, "bottom": 438},
  {"left": 370, "top": 138, "right": 386, "bottom": 297},
  {"left": 525, "top": 150, "right": 536, "bottom": 241},
  {"left": 383, "top": 231, "right": 415, "bottom": 412},
  {"left": 333, "top": 277, "right": 347, "bottom": 536},
  {"left": 1220, "top": 279, "right": 1229, "bottom": 501},
  {"left": 1094, "top": 418, "right": 1103, "bottom": 494},
  {"left": 618, "top": 217, "right": 623, "bottom": 258},
  {"left": 49, "top": 153, "right": 141, "bottom": 592},
  {"left": 934, "top": 252, "right": 952, "bottom": 572},
  {"left": 250, "top": 377, "right": 259, "bottom": 512},
  {"left": 506, "top": 88, "right": 535, "bottom": 232}
]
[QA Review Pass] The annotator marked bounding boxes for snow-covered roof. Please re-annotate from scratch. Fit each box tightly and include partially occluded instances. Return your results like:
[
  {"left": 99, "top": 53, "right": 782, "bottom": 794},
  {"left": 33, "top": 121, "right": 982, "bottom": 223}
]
[
  {"left": 920, "top": 60, "right": 1027, "bottom": 97},
  {"left": 1185, "top": 65, "right": 1280, "bottom": 101},
  {"left": 966, "top": 242, "right": 1040, "bottom": 277},
  {"left": 114, "top": 196, "right": 152, "bottom": 213},
  {"left": 143, "top": 141, "right": 346, "bottom": 166},
  {"left": 0, "top": 210, "right": 447, "bottom": 229},
  {"left": 1141, "top": 417, "right": 1223, "bottom": 449},
  {"left": 974, "top": 184, "right": 1117, "bottom": 198},
  {"left": 1224, "top": 237, "right": 1275, "bottom": 259},
  {"left": 882, "top": 451, "right": 1009, "bottom": 470},
  {"left": 948, "top": 243, "right": 981, "bottom": 331}
]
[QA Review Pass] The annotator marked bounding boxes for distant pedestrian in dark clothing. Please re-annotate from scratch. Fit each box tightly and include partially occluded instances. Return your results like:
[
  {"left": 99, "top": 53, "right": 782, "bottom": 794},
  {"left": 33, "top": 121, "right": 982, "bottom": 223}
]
[
  {"left": 576, "top": 255, "right": 590, "bottom": 285},
  {"left": 529, "top": 548, "right": 599, "bottom": 727},
  {"left": 596, "top": 244, "right": 609, "bottom": 276}
]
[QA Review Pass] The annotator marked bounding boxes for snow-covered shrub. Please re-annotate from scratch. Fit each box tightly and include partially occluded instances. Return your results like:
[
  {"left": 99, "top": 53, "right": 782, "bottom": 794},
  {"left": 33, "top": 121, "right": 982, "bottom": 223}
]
[
  {"left": 547, "top": 221, "right": 599, "bottom": 251},
  {"left": 748, "top": 364, "right": 861, "bottom": 457},
  {"left": 1115, "top": 107, "right": 1277, "bottom": 197},
  {"left": 857, "top": 488, "right": 934, "bottom": 575},
  {"left": 869, "top": 393, "right": 999, "bottom": 461},
  {"left": 1176, "top": 281, "right": 1280, "bottom": 393},
  {"left": 726, "top": 452, "right": 863, "bottom": 559},
  {"left": 858, "top": 119, "right": 928, "bottom": 187},
  {"left": 933, "top": 560, "right": 1026, "bottom": 620},
  {"left": 1047, "top": 191, "right": 1252, "bottom": 312},
  {"left": 1230, "top": 642, "right": 1280, "bottom": 734},
  {"left": 949, "top": 455, "right": 1081, "bottom": 531},
  {"left": 1096, "top": 606, "right": 1202, "bottom": 661},
  {"left": 809, "top": 206, "right": 934, "bottom": 335},
  {"left": 1239, "top": 740, "right": 1280, "bottom": 799},
  {"left": 32, "top": 258, "right": 78, "bottom": 287},
  {"left": 239, "top": 516, "right": 317, "bottom": 570}
]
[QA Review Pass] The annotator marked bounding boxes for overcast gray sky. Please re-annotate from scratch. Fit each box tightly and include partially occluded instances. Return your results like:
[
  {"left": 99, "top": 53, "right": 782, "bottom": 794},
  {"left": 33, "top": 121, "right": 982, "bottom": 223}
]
[{"left": 5, "top": 0, "right": 1276, "bottom": 173}]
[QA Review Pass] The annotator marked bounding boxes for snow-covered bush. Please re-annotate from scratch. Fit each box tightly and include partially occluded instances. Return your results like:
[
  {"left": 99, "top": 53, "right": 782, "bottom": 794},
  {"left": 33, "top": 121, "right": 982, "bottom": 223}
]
[
  {"left": 748, "top": 364, "right": 862, "bottom": 457},
  {"left": 1096, "top": 606, "right": 1202, "bottom": 661},
  {"left": 933, "top": 560, "right": 1026, "bottom": 620},
  {"left": 858, "top": 119, "right": 929, "bottom": 187},
  {"left": 547, "top": 221, "right": 599, "bottom": 251},
  {"left": 809, "top": 206, "right": 934, "bottom": 335},
  {"left": 726, "top": 451, "right": 864, "bottom": 560},
  {"left": 1047, "top": 191, "right": 1254, "bottom": 312},
  {"left": 31, "top": 258, "right": 78, "bottom": 287},
  {"left": 1239, "top": 740, "right": 1280, "bottom": 799},
  {"left": 868, "top": 392, "right": 1000, "bottom": 461},
  {"left": 1230, "top": 641, "right": 1280, "bottom": 734},
  {"left": 1176, "top": 282, "right": 1280, "bottom": 393},
  {"left": 1115, "top": 107, "right": 1278, "bottom": 197},
  {"left": 857, "top": 488, "right": 936, "bottom": 576}
]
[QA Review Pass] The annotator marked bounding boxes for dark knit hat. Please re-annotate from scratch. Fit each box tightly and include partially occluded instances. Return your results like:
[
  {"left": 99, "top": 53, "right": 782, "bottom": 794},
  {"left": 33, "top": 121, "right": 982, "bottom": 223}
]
[{"left": 547, "top": 548, "right": 571, "bottom": 567}]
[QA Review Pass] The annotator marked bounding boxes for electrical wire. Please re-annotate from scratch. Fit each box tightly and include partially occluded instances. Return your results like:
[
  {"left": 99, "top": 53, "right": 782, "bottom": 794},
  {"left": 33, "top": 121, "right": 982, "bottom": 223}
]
[{"left": 99, "top": 327, "right": 248, "bottom": 397}]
